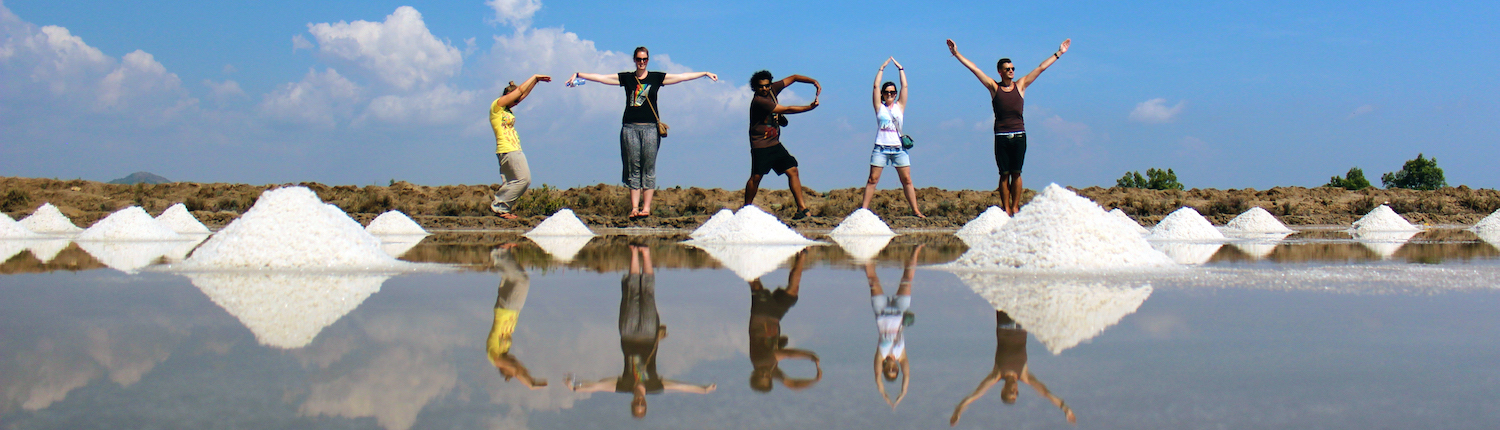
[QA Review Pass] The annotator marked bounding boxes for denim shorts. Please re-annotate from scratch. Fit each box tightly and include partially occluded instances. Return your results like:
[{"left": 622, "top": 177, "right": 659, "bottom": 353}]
[{"left": 869, "top": 145, "right": 911, "bottom": 167}]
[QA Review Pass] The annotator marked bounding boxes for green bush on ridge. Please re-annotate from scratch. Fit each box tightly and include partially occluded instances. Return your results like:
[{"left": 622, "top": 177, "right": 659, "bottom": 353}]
[
  {"left": 1324, "top": 167, "right": 1372, "bottom": 190},
  {"left": 1116, "top": 168, "right": 1184, "bottom": 190},
  {"left": 1381, "top": 153, "right": 1447, "bottom": 191}
]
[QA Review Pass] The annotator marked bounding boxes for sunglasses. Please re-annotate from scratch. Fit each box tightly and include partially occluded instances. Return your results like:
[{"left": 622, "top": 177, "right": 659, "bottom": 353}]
[
  {"left": 882, "top": 90, "right": 897, "bottom": 95},
  {"left": 634, "top": 57, "right": 649, "bottom": 62},
  {"left": 1003, "top": 67, "right": 1016, "bottom": 71},
  {"left": 755, "top": 83, "right": 772, "bottom": 89}
]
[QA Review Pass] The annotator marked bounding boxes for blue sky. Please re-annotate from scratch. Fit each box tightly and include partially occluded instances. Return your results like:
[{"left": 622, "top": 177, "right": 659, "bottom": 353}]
[{"left": 3, "top": 0, "right": 1496, "bottom": 190}]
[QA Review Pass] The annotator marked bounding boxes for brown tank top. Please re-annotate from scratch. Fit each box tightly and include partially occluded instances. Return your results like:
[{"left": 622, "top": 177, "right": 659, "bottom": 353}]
[{"left": 992, "top": 85, "right": 1024, "bottom": 133}]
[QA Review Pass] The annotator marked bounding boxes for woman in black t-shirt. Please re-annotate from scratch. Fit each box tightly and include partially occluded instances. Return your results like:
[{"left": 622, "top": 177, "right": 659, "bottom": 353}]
[{"left": 570, "top": 46, "right": 719, "bottom": 220}]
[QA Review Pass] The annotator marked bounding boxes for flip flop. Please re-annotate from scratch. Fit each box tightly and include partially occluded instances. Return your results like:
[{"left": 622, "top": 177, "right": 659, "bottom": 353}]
[{"left": 497, "top": 212, "right": 519, "bottom": 220}]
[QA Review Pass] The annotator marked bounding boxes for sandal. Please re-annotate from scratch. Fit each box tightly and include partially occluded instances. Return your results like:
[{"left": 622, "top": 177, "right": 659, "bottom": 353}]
[
  {"left": 791, "top": 208, "right": 811, "bottom": 220},
  {"left": 497, "top": 212, "right": 519, "bottom": 220}
]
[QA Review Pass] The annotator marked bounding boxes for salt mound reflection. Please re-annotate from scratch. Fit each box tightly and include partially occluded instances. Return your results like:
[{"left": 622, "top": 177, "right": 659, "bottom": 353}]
[
  {"left": 956, "top": 272, "right": 1152, "bottom": 354},
  {"left": 1352, "top": 230, "right": 1418, "bottom": 259},
  {"left": 1227, "top": 233, "right": 1291, "bottom": 259},
  {"left": 524, "top": 235, "right": 594, "bottom": 262},
  {"left": 1150, "top": 242, "right": 1224, "bottom": 265},
  {"left": 77, "top": 241, "right": 181, "bottom": 273},
  {"left": 831, "top": 235, "right": 893, "bottom": 262},
  {"left": 375, "top": 235, "right": 428, "bottom": 258},
  {"left": 26, "top": 239, "right": 73, "bottom": 263},
  {"left": 689, "top": 243, "right": 811, "bottom": 281},
  {"left": 187, "top": 272, "right": 390, "bottom": 349}
]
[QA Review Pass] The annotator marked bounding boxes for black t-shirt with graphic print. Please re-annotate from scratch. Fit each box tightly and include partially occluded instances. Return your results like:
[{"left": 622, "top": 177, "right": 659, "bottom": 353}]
[{"left": 618, "top": 71, "right": 665, "bottom": 124}]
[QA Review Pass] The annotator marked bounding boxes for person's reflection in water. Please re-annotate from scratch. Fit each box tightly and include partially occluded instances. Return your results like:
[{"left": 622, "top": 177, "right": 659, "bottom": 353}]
[
  {"left": 950, "top": 310, "right": 1076, "bottom": 426},
  {"left": 748, "top": 249, "right": 821, "bottom": 393},
  {"left": 869, "top": 244, "right": 921, "bottom": 408},
  {"left": 568, "top": 244, "right": 716, "bottom": 418},
  {"left": 487, "top": 243, "right": 547, "bottom": 388}
]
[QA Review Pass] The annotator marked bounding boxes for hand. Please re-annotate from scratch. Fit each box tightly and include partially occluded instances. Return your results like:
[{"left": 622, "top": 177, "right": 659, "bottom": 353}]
[
  {"left": 705, "top": 384, "right": 717, "bottom": 393},
  {"left": 809, "top": 98, "right": 819, "bottom": 109},
  {"left": 706, "top": 72, "right": 719, "bottom": 81},
  {"left": 891, "top": 57, "right": 903, "bottom": 70},
  {"left": 535, "top": 75, "right": 552, "bottom": 82},
  {"left": 881, "top": 57, "right": 891, "bottom": 69},
  {"left": 1059, "top": 38, "right": 1071, "bottom": 55},
  {"left": 946, "top": 39, "right": 958, "bottom": 56}
]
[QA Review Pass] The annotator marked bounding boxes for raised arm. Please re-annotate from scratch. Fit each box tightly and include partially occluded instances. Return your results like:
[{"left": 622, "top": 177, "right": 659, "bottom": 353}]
[
  {"left": 771, "top": 98, "right": 819, "bottom": 115},
  {"left": 873, "top": 57, "right": 891, "bottom": 110},
  {"left": 893, "top": 57, "right": 908, "bottom": 108},
  {"left": 1022, "top": 368, "right": 1077, "bottom": 424},
  {"left": 662, "top": 380, "right": 717, "bottom": 393},
  {"left": 662, "top": 71, "right": 718, "bottom": 85},
  {"left": 571, "top": 72, "right": 621, "bottom": 86},
  {"left": 1018, "top": 38, "right": 1070, "bottom": 91},
  {"left": 780, "top": 74, "right": 822, "bottom": 96},
  {"left": 493, "top": 74, "right": 551, "bottom": 110},
  {"left": 894, "top": 357, "right": 911, "bottom": 408},
  {"left": 947, "top": 39, "right": 998, "bottom": 95},
  {"left": 567, "top": 375, "right": 620, "bottom": 393},
  {"left": 949, "top": 367, "right": 1005, "bottom": 426},
  {"left": 875, "top": 354, "right": 895, "bottom": 406}
]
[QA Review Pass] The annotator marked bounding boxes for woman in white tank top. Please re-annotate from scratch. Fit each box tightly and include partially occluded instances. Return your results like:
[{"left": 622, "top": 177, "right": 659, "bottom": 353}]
[{"left": 862, "top": 57, "right": 926, "bottom": 218}]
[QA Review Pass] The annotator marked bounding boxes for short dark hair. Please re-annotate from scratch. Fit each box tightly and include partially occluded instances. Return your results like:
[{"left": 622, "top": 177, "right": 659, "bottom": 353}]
[
  {"left": 882, "top": 81, "right": 897, "bottom": 93},
  {"left": 502, "top": 81, "right": 518, "bottom": 96},
  {"left": 633, "top": 46, "right": 649, "bottom": 58},
  {"left": 750, "top": 70, "right": 774, "bottom": 86},
  {"left": 997, "top": 58, "right": 1013, "bottom": 70}
]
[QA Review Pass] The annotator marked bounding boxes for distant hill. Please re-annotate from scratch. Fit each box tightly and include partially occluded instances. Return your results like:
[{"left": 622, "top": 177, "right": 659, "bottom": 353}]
[{"left": 107, "top": 172, "right": 172, "bottom": 185}]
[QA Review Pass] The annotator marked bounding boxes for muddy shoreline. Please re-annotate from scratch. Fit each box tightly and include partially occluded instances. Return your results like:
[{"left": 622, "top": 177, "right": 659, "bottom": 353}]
[{"left": 4, "top": 176, "right": 1499, "bottom": 230}]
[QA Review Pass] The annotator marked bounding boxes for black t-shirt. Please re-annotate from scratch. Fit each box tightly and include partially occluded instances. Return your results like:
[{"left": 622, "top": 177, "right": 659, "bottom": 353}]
[
  {"left": 748, "top": 81, "right": 787, "bottom": 149},
  {"left": 619, "top": 71, "right": 666, "bottom": 124}
]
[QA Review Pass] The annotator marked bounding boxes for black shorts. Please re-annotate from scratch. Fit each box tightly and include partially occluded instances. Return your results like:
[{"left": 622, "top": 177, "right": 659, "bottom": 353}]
[
  {"left": 750, "top": 144, "right": 799, "bottom": 176},
  {"left": 993, "top": 132, "right": 1027, "bottom": 174},
  {"left": 750, "top": 288, "right": 799, "bottom": 320}
]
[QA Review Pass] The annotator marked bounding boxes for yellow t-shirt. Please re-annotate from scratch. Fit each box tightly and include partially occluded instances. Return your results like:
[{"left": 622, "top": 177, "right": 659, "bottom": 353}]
[
  {"left": 490, "top": 100, "right": 521, "bottom": 154},
  {"left": 487, "top": 308, "right": 520, "bottom": 361}
]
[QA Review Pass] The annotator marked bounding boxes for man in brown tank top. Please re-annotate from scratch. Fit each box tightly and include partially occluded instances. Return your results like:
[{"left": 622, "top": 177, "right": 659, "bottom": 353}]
[{"left": 946, "top": 38, "right": 1071, "bottom": 216}]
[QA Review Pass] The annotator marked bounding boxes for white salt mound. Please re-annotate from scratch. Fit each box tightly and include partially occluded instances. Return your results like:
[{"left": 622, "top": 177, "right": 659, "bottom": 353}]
[
  {"left": 948, "top": 184, "right": 1175, "bottom": 271},
  {"left": 155, "top": 203, "right": 212, "bottom": 234},
  {"left": 0, "top": 213, "right": 40, "bottom": 239},
  {"left": 1150, "top": 207, "right": 1226, "bottom": 241},
  {"left": 77, "top": 207, "right": 184, "bottom": 241},
  {"left": 1470, "top": 209, "right": 1500, "bottom": 234},
  {"left": 181, "top": 186, "right": 405, "bottom": 270},
  {"left": 956, "top": 206, "right": 1011, "bottom": 238},
  {"left": 525, "top": 209, "right": 594, "bottom": 236},
  {"left": 188, "top": 272, "right": 388, "bottom": 349},
  {"left": 830, "top": 208, "right": 895, "bottom": 236},
  {"left": 958, "top": 273, "right": 1152, "bottom": 354},
  {"left": 365, "top": 210, "right": 428, "bottom": 235},
  {"left": 1351, "top": 205, "right": 1421, "bottom": 232},
  {"left": 690, "top": 209, "right": 736, "bottom": 240},
  {"left": 1108, "top": 209, "right": 1149, "bottom": 235},
  {"left": 1224, "top": 207, "right": 1294, "bottom": 234},
  {"left": 686, "top": 206, "right": 817, "bottom": 245},
  {"left": 19, "top": 203, "right": 83, "bottom": 234}
]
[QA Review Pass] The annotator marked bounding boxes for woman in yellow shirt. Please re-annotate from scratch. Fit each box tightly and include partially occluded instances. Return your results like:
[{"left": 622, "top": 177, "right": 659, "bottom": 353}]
[{"left": 489, "top": 74, "right": 551, "bottom": 219}]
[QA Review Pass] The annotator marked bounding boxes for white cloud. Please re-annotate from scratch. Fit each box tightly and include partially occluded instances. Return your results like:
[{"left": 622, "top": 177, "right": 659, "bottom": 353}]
[
  {"left": 1347, "top": 104, "right": 1376, "bottom": 119},
  {"left": 291, "top": 34, "right": 313, "bottom": 51},
  {"left": 305, "top": 6, "right": 462, "bottom": 91},
  {"left": 259, "top": 68, "right": 363, "bottom": 127},
  {"left": 1129, "top": 98, "right": 1185, "bottom": 124},
  {"left": 357, "top": 84, "right": 481, "bottom": 127},
  {"left": 1042, "top": 114, "right": 1097, "bottom": 146},
  {"left": 98, "top": 50, "right": 188, "bottom": 110},
  {"left": 486, "top": 0, "right": 542, "bottom": 30},
  {"left": 204, "top": 79, "right": 245, "bottom": 101}
]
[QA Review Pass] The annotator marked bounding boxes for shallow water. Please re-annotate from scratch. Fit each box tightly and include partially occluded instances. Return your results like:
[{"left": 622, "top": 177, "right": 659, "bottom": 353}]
[{"left": 2, "top": 229, "right": 1498, "bottom": 429}]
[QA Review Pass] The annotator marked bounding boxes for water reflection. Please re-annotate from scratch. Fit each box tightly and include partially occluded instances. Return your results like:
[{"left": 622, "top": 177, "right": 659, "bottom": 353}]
[
  {"left": 374, "top": 234, "right": 429, "bottom": 259},
  {"left": 950, "top": 310, "right": 1076, "bottom": 426},
  {"left": 955, "top": 273, "right": 1152, "bottom": 354},
  {"left": 1228, "top": 232, "right": 1292, "bottom": 260},
  {"left": 566, "top": 245, "right": 716, "bottom": 418},
  {"left": 689, "top": 243, "right": 813, "bottom": 282},
  {"left": 832, "top": 234, "right": 895, "bottom": 263},
  {"left": 75, "top": 241, "right": 182, "bottom": 273},
  {"left": 748, "top": 249, "right": 821, "bottom": 393},
  {"left": 1150, "top": 241, "right": 1224, "bottom": 265},
  {"left": 867, "top": 245, "right": 921, "bottom": 407},
  {"left": 488, "top": 244, "right": 547, "bottom": 389},
  {"left": 187, "top": 272, "right": 390, "bottom": 349},
  {"left": 1351, "top": 230, "right": 1419, "bottom": 259},
  {"left": 524, "top": 235, "right": 595, "bottom": 262}
]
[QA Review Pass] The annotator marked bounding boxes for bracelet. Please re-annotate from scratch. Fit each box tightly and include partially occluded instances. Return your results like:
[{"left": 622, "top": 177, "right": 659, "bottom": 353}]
[{"left": 898, "top": 67, "right": 904, "bottom": 70}]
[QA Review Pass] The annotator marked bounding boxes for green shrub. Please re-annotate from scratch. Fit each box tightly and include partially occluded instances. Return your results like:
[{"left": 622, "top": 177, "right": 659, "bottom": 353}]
[
  {"left": 1324, "top": 167, "right": 1372, "bottom": 190},
  {"left": 1381, "top": 153, "right": 1447, "bottom": 190},
  {"left": 1116, "top": 168, "right": 1184, "bottom": 190},
  {"left": 513, "top": 185, "right": 568, "bottom": 217}
]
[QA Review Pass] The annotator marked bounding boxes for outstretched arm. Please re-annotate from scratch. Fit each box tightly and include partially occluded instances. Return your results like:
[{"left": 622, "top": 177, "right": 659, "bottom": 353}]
[
  {"left": 894, "top": 357, "right": 911, "bottom": 407},
  {"left": 493, "top": 75, "right": 552, "bottom": 110},
  {"left": 662, "top": 71, "right": 718, "bottom": 85},
  {"left": 771, "top": 98, "right": 819, "bottom": 115},
  {"left": 1022, "top": 368, "right": 1077, "bottom": 424},
  {"left": 662, "top": 380, "right": 717, "bottom": 393},
  {"left": 876, "top": 354, "right": 895, "bottom": 407},
  {"left": 873, "top": 57, "right": 891, "bottom": 110},
  {"left": 567, "top": 376, "right": 619, "bottom": 393},
  {"left": 571, "top": 72, "right": 621, "bottom": 85},
  {"left": 947, "top": 39, "right": 998, "bottom": 95},
  {"left": 779, "top": 74, "right": 822, "bottom": 96},
  {"left": 950, "top": 368, "right": 1005, "bottom": 426},
  {"left": 1018, "top": 39, "right": 1070, "bottom": 91},
  {"left": 893, "top": 57, "right": 908, "bottom": 108}
]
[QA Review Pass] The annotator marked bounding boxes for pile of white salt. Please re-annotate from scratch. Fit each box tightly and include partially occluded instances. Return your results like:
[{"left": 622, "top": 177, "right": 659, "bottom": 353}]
[
  {"left": 830, "top": 209, "right": 896, "bottom": 236},
  {"left": 19, "top": 203, "right": 83, "bottom": 234},
  {"left": 686, "top": 206, "right": 817, "bottom": 245},
  {"left": 1469, "top": 208, "right": 1500, "bottom": 234},
  {"left": 1108, "top": 209, "right": 1149, "bottom": 236},
  {"left": 155, "top": 203, "right": 212, "bottom": 234},
  {"left": 524, "top": 209, "right": 594, "bottom": 236},
  {"left": 0, "top": 213, "right": 40, "bottom": 239},
  {"left": 1351, "top": 205, "right": 1421, "bottom": 232},
  {"left": 956, "top": 206, "right": 1011, "bottom": 239},
  {"left": 947, "top": 184, "right": 1174, "bottom": 271},
  {"left": 365, "top": 210, "right": 428, "bottom": 235},
  {"left": 77, "top": 207, "right": 184, "bottom": 242},
  {"left": 179, "top": 186, "right": 406, "bottom": 270},
  {"left": 1224, "top": 207, "right": 1295, "bottom": 234},
  {"left": 1150, "top": 207, "right": 1226, "bottom": 241}
]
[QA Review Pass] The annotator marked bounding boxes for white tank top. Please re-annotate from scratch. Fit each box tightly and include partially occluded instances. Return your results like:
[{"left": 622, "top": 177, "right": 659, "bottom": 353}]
[{"left": 875, "top": 103, "right": 903, "bottom": 147}]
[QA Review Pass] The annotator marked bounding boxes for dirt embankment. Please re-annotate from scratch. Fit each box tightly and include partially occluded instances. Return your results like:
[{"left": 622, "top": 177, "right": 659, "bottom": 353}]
[{"left": 3, "top": 177, "right": 1499, "bottom": 230}]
